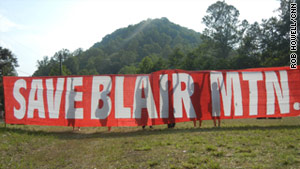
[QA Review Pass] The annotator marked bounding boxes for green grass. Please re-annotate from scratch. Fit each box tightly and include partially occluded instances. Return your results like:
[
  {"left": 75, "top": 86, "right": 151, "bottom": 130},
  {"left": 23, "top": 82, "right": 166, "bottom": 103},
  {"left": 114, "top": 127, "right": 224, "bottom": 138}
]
[{"left": 0, "top": 117, "right": 300, "bottom": 169}]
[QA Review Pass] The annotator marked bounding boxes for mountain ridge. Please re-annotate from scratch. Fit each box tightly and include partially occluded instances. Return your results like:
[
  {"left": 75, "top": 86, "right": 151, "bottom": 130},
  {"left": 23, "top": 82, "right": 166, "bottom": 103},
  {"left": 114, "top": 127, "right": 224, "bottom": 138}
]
[
  {"left": 33, "top": 17, "right": 203, "bottom": 76},
  {"left": 92, "top": 17, "right": 201, "bottom": 53}
]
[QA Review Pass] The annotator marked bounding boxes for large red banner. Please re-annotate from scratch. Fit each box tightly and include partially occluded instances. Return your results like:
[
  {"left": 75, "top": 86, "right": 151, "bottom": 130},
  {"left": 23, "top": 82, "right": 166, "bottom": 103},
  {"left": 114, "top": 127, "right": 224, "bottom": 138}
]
[{"left": 3, "top": 66, "right": 300, "bottom": 127}]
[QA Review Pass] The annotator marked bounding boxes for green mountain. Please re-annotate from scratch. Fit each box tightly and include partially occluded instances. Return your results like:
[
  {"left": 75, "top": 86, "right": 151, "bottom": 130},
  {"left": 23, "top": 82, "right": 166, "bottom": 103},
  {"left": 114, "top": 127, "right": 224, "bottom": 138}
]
[
  {"left": 33, "top": 17, "right": 202, "bottom": 76},
  {"left": 93, "top": 17, "right": 201, "bottom": 59}
]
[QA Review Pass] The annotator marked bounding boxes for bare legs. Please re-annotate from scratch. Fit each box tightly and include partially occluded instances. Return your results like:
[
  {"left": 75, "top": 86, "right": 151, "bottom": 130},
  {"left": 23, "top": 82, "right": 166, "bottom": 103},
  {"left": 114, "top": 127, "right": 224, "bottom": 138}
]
[
  {"left": 213, "top": 119, "right": 220, "bottom": 127},
  {"left": 193, "top": 120, "right": 202, "bottom": 127}
]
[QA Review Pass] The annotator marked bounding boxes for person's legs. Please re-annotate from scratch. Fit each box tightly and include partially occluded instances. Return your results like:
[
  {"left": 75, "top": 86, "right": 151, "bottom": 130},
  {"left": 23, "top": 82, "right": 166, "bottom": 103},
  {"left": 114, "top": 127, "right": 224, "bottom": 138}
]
[
  {"left": 213, "top": 119, "right": 217, "bottom": 127},
  {"left": 72, "top": 126, "right": 80, "bottom": 131},
  {"left": 168, "top": 123, "right": 175, "bottom": 128},
  {"left": 172, "top": 123, "right": 176, "bottom": 128}
]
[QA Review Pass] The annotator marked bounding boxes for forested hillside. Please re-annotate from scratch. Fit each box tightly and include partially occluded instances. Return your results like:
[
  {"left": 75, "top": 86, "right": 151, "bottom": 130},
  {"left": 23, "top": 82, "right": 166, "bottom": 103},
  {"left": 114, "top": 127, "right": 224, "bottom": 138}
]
[
  {"left": 33, "top": 0, "right": 299, "bottom": 76},
  {"left": 33, "top": 18, "right": 202, "bottom": 76}
]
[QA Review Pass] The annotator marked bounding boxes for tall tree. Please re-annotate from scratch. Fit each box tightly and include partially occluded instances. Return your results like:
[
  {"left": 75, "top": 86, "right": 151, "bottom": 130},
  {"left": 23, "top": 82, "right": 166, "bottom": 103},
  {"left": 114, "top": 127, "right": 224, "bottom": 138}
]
[
  {"left": 138, "top": 56, "right": 154, "bottom": 74},
  {"left": 233, "top": 22, "right": 262, "bottom": 69},
  {"left": 34, "top": 49, "right": 73, "bottom": 76},
  {"left": 53, "top": 49, "right": 71, "bottom": 62},
  {"left": 202, "top": 1, "right": 241, "bottom": 58},
  {"left": 0, "top": 47, "right": 18, "bottom": 76},
  {"left": 49, "top": 65, "right": 71, "bottom": 76},
  {"left": 259, "top": 17, "right": 285, "bottom": 66},
  {"left": 118, "top": 65, "right": 138, "bottom": 74},
  {"left": 259, "top": 0, "right": 299, "bottom": 67},
  {"left": 152, "top": 57, "right": 168, "bottom": 72},
  {"left": 34, "top": 56, "right": 51, "bottom": 76},
  {"left": 0, "top": 46, "right": 18, "bottom": 112},
  {"left": 168, "top": 48, "right": 184, "bottom": 69}
]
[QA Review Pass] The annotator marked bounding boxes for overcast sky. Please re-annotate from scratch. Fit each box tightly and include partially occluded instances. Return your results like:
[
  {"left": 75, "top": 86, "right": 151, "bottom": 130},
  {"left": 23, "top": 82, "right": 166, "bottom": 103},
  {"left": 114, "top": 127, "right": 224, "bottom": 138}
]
[{"left": 0, "top": 0, "right": 280, "bottom": 76}]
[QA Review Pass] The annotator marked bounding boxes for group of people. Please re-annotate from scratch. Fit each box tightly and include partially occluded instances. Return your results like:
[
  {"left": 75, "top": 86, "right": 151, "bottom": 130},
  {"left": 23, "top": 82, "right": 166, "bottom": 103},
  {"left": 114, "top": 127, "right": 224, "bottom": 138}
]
[
  {"left": 141, "top": 118, "right": 221, "bottom": 130},
  {"left": 72, "top": 119, "right": 221, "bottom": 132}
]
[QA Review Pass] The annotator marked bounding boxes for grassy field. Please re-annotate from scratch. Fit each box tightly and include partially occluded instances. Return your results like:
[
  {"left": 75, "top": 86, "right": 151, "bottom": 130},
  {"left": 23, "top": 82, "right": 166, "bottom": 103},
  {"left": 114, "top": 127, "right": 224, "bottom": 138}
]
[{"left": 0, "top": 117, "right": 300, "bottom": 169}]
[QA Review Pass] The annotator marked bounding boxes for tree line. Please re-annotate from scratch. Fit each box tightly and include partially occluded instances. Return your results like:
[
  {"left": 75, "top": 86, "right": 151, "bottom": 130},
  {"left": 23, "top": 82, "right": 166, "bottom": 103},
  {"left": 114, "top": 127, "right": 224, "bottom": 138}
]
[
  {"left": 1, "top": 0, "right": 299, "bottom": 78},
  {"left": 32, "top": 0, "right": 299, "bottom": 76},
  {"left": 1, "top": 0, "right": 299, "bottom": 113}
]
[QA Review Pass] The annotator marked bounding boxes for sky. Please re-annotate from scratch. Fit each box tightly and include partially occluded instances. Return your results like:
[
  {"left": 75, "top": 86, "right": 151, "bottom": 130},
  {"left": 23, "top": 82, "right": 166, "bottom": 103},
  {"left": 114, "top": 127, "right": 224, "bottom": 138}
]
[{"left": 0, "top": 0, "right": 281, "bottom": 76}]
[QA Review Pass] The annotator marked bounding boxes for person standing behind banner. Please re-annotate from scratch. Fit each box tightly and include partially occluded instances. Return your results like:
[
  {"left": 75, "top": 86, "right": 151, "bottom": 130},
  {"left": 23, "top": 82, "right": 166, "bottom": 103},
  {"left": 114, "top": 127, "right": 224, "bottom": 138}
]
[
  {"left": 213, "top": 118, "right": 221, "bottom": 127},
  {"left": 142, "top": 125, "right": 153, "bottom": 129},
  {"left": 193, "top": 119, "right": 220, "bottom": 127},
  {"left": 211, "top": 82, "right": 221, "bottom": 127},
  {"left": 167, "top": 123, "right": 175, "bottom": 128},
  {"left": 193, "top": 119, "right": 202, "bottom": 127}
]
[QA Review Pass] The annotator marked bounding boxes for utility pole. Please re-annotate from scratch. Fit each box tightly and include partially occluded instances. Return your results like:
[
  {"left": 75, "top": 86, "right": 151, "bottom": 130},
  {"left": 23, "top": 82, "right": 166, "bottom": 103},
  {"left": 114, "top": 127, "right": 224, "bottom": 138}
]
[{"left": 59, "top": 53, "right": 62, "bottom": 76}]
